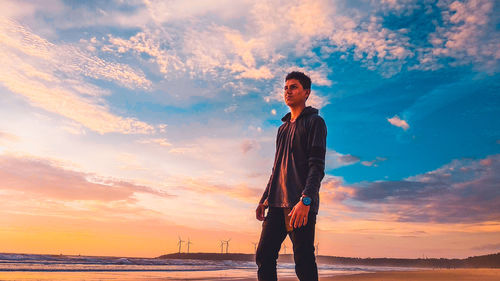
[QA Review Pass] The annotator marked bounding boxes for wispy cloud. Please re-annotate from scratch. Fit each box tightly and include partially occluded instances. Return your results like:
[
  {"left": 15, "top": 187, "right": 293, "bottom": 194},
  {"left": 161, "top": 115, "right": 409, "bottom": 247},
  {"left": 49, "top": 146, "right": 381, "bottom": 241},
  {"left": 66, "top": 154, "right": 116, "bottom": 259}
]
[
  {"left": 326, "top": 150, "right": 360, "bottom": 169},
  {"left": 330, "top": 154, "right": 500, "bottom": 224},
  {"left": 138, "top": 138, "right": 172, "bottom": 147},
  {"left": 0, "top": 153, "right": 170, "bottom": 202},
  {"left": 414, "top": 0, "right": 499, "bottom": 71},
  {"left": 361, "top": 156, "right": 387, "bottom": 167},
  {"left": 105, "top": 31, "right": 183, "bottom": 76},
  {"left": 0, "top": 18, "right": 156, "bottom": 134}
]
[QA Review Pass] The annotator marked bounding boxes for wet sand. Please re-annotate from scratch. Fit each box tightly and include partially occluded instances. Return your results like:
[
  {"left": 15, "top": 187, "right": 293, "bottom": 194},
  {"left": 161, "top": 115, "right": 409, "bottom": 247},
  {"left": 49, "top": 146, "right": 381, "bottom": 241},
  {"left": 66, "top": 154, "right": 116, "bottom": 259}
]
[{"left": 278, "top": 268, "right": 500, "bottom": 281}]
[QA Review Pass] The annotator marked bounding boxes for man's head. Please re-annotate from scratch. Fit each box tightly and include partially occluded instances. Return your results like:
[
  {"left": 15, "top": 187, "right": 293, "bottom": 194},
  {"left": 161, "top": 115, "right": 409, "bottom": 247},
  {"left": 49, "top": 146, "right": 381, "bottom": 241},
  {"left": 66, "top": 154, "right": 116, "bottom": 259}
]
[{"left": 284, "top": 71, "right": 311, "bottom": 107}]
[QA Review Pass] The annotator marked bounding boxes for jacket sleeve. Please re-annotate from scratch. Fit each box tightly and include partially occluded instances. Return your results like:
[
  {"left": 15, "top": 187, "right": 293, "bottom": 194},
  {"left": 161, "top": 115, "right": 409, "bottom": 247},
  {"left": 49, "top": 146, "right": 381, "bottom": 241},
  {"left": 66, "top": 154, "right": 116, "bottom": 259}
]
[{"left": 302, "top": 116, "right": 327, "bottom": 199}]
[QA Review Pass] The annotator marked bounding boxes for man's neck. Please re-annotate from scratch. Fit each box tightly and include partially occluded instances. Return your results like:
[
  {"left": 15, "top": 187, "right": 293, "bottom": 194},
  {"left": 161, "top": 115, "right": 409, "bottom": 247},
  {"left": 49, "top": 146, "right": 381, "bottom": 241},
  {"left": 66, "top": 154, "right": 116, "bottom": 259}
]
[{"left": 289, "top": 104, "right": 306, "bottom": 122}]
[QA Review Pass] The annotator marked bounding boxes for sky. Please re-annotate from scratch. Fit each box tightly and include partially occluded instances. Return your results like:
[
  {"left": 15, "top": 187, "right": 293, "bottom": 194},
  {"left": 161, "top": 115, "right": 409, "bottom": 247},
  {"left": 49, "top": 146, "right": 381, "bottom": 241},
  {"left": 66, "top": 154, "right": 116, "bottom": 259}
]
[{"left": 0, "top": 0, "right": 499, "bottom": 259}]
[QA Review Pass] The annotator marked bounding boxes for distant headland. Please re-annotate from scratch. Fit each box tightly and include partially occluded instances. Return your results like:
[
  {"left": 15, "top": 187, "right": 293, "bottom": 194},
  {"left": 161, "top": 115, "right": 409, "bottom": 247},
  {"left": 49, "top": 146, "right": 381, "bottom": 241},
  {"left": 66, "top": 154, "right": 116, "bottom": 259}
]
[{"left": 158, "top": 252, "right": 500, "bottom": 268}]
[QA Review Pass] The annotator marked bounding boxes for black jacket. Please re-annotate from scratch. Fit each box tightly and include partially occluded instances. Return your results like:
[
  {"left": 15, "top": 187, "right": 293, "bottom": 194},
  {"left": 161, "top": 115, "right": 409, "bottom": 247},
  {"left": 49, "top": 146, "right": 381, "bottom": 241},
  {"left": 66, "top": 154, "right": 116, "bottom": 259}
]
[{"left": 259, "top": 106, "right": 327, "bottom": 214}]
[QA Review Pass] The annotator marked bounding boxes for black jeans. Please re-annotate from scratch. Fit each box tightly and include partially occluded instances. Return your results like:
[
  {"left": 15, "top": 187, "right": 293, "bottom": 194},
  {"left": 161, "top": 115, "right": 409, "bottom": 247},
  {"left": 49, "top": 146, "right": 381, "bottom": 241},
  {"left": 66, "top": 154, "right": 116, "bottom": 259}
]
[{"left": 256, "top": 207, "right": 318, "bottom": 281}]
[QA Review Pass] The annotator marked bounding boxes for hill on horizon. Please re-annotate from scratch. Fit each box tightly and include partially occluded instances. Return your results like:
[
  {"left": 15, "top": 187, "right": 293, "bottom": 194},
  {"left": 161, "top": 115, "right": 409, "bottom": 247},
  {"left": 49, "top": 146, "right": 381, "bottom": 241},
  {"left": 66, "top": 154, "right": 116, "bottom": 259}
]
[{"left": 158, "top": 252, "right": 500, "bottom": 268}]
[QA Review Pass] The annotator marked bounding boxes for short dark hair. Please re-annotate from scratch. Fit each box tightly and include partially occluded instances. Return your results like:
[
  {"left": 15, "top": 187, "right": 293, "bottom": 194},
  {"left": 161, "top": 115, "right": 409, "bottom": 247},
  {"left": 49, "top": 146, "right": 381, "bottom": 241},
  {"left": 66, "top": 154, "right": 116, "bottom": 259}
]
[{"left": 285, "top": 71, "right": 311, "bottom": 90}]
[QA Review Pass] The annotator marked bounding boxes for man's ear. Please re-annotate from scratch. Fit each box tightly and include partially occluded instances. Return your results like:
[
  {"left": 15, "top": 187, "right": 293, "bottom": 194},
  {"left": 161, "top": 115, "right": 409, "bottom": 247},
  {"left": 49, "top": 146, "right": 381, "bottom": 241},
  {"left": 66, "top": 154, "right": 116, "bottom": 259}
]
[{"left": 305, "top": 89, "right": 311, "bottom": 100}]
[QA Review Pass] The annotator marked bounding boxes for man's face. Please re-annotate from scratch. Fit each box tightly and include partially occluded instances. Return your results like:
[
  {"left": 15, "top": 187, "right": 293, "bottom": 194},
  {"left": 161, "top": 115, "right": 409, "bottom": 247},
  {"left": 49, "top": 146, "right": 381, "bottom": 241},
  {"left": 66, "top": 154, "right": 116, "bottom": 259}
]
[{"left": 283, "top": 79, "right": 310, "bottom": 107}]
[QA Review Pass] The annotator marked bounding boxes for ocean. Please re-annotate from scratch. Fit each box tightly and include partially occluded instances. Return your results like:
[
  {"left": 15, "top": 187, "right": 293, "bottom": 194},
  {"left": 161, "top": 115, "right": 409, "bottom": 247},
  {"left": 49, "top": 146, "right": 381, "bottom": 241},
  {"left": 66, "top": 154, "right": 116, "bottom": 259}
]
[{"left": 0, "top": 253, "right": 418, "bottom": 280}]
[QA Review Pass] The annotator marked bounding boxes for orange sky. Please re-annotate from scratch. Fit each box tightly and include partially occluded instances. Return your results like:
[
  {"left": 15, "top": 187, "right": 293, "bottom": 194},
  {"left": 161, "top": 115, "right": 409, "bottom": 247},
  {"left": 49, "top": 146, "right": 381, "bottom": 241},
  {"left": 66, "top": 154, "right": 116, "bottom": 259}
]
[{"left": 1, "top": 151, "right": 498, "bottom": 259}]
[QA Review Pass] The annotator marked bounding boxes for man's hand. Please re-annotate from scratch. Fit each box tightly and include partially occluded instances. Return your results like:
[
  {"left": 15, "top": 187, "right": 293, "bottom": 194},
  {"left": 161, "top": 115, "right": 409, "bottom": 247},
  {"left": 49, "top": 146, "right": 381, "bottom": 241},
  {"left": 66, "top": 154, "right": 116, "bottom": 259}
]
[
  {"left": 256, "top": 203, "right": 267, "bottom": 221},
  {"left": 288, "top": 201, "right": 310, "bottom": 228}
]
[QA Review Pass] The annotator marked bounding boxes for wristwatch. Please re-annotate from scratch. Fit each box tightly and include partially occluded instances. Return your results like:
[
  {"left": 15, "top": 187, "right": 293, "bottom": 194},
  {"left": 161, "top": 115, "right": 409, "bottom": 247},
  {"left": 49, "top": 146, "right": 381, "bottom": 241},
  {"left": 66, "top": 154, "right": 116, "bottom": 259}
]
[{"left": 301, "top": 195, "right": 312, "bottom": 206}]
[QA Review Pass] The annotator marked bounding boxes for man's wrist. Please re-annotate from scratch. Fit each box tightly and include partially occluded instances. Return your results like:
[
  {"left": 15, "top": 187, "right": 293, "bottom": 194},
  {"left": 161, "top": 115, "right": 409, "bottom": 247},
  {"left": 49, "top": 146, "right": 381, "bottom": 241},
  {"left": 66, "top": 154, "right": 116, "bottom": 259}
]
[
  {"left": 300, "top": 195, "right": 312, "bottom": 206},
  {"left": 260, "top": 199, "right": 269, "bottom": 207}
]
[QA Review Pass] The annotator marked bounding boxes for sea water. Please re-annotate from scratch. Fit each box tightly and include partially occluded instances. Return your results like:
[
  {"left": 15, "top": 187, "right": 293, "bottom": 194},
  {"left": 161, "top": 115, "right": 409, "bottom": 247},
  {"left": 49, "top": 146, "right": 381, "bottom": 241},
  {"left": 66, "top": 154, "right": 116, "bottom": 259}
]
[{"left": 0, "top": 253, "right": 418, "bottom": 280}]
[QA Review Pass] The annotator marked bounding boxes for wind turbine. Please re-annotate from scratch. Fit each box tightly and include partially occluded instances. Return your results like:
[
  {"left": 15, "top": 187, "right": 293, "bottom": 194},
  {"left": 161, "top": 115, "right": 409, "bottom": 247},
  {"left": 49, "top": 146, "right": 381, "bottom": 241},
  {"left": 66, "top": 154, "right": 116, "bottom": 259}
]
[
  {"left": 283, "top": 244, "right": 288, "bottom": 255},
  {"left": 224, "top": 238, "right": 231, "bottom": 254},
  {"left": 177, "top": 236, "right": 184, "bottom": 253},
  {"left": 187, "top": 237, "right": 192, "bottom": 254},
  {"left": 219, "top": 240, "right": 225, "bottom": 254},
  {"left": 251, "top": 242, "right": 258, "bottom": 253}
]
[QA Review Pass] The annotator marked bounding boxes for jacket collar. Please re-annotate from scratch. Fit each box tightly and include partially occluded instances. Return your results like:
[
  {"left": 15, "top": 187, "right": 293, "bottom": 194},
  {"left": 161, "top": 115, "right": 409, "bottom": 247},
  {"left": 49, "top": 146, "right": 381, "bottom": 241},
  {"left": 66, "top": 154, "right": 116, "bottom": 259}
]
[{"left": 281, "top": 106, "right": 318, "bottom": 122}]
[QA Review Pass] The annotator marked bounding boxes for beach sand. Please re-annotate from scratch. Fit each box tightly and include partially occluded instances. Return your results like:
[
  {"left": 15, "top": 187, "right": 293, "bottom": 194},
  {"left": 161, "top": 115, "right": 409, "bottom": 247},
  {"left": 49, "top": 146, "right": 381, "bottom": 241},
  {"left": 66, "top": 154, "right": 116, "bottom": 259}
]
[
  {"left": 0, "top": 268, "right": 498, "bottom": 280},
  {"left": 276, "top": 268, "right": 500, "bottom": 281}
]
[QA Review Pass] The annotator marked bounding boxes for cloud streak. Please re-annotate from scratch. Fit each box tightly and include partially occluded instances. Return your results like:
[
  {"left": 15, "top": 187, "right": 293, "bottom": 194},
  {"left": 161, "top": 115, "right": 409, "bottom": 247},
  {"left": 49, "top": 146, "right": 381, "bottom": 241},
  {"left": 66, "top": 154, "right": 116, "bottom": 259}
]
[
  {"left": 0, "top": 17, "right": 156, "bottom": 134},
  {"left": 323, "top": 154, "right": 500, "bottom": 224},
  {"left": 0, "top": 153, "right": 170, "bottom": 202}
]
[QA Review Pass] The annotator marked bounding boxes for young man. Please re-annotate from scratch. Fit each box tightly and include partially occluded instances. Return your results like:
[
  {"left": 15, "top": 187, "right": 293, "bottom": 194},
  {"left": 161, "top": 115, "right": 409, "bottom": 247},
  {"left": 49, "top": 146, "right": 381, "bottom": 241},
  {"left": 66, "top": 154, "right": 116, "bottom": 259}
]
[{"left": 255, "top": 71, "right": 327, "bottom": 281}]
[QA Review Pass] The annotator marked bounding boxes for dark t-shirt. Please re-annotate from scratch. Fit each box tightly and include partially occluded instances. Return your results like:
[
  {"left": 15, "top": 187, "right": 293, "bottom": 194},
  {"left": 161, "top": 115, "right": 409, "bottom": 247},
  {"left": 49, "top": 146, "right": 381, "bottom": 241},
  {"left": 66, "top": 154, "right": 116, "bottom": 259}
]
[{"left": 270, "top": 119, "right": 296, "bottom": 208}]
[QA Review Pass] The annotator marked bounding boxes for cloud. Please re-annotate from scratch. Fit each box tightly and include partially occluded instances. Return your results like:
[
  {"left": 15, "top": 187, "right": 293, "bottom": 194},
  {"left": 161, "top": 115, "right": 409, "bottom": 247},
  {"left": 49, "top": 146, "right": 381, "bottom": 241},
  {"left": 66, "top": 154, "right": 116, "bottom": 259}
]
[
  {"left": 328, "top": 15, "right": 413, "bottom": 76},
  {"left": 290, "top": 0, "right": 334, "bottom": 39},
  {"left": 0, "top": 153, "right": 170, "bottom": 202},
  {"left": 0, "top": 189, "right": 167, "bottom": 225},
  {"left": 26, "top": 0, "right": 494, "bottom": 117},
  {"left": 1, "top": 18, "right": 151, "bottom": 88},
  {"left": 148, "top": 0, "right": 497, "bottom": 75},
  {"left": 307, "top": 91, "right": 331, "bottom": 109},
  {"left": 138, "top": 138, "right": 172, "bottom": 147},
  {"left": 143, "top": 0, "right": 253, "bottom": 25},
  {"left": 0, "top": 18, "right": 156, "bottom": 134},
  {"left": 321, "top": 175, "right": 357, "bottom": 205},
  {"left": 326, "top": 150, "right": 360, "bottom": 169},
  {"left": 337, "top": 154, "right": 361, "bottom": 164},
  {"left": 387, "top": 115, "right": 410, "bottom": 130},
  {"left": 5, "top": 0, "right": 497, "bottom": 108},
  {"left": 102, "top": 0, "right": 422, "bottom": 100},
  {"left": 180, "top": 24, "right": 278, "bottom": 81},
  {"left": 377, "top": 0, "right": 421, "bottom": 14},
  {"left": 105, "top": 31, "right": 183, "bottom": 75},
  {"left": 419, "top": 0, "right": 499, "bottom": 71},
  {"left": 361, "top": 156, "right": 387, "bottom": 167},
  {"left": 349, "top": 154, "right": 500, "bottom": 223}
]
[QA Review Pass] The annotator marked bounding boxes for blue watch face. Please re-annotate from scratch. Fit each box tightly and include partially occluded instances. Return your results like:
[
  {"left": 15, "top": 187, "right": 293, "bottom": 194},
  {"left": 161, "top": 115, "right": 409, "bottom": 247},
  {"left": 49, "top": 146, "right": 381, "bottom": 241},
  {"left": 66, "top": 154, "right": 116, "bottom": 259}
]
[{"left": 302, "top": 196, "right": 312, "bottom": 206}]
